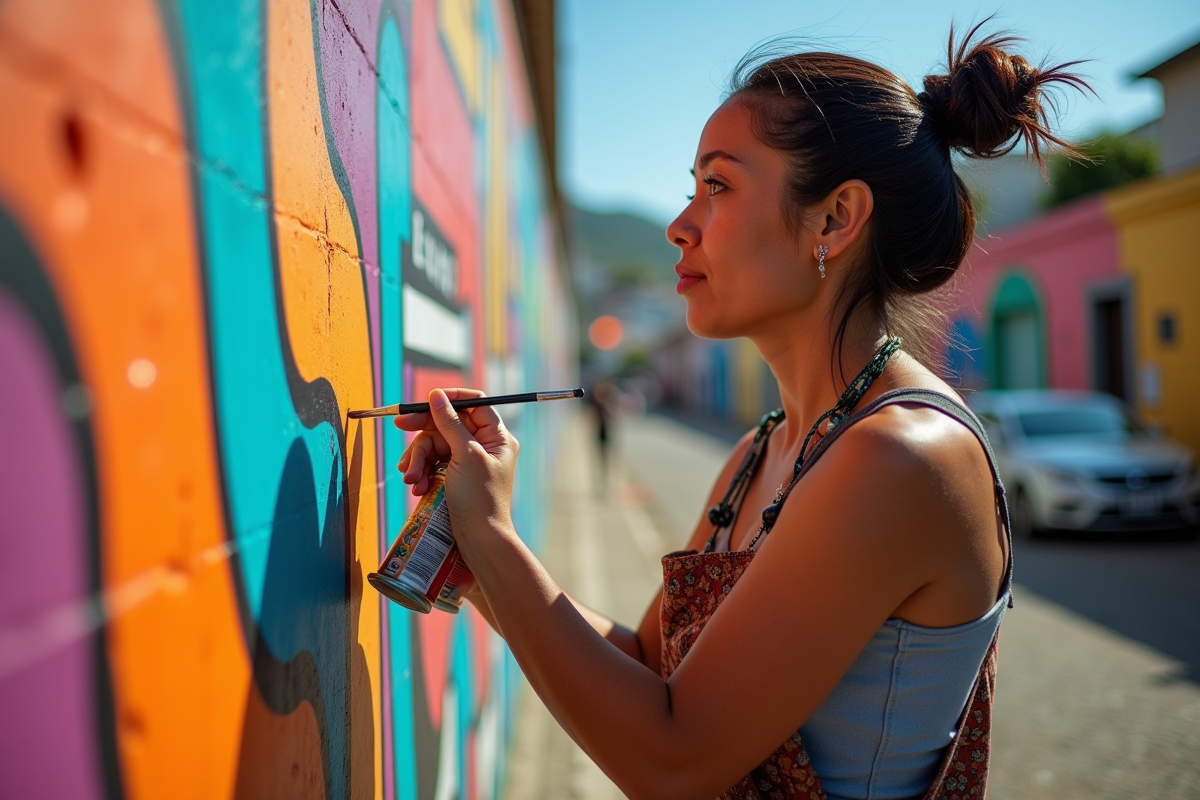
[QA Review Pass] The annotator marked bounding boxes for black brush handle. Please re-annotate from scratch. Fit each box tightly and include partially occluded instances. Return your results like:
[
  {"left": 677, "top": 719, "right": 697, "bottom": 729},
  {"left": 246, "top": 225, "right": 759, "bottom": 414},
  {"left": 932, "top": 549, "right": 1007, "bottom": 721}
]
[{"left": 348, "top": 388, "right": 584, "bottom": 419}]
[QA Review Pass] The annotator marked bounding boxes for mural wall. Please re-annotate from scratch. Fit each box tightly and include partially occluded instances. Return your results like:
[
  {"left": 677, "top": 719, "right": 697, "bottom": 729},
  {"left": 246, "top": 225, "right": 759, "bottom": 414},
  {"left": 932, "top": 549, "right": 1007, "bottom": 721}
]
[{"left": 0, "top": 0, "right": 573, "bottom": 798}]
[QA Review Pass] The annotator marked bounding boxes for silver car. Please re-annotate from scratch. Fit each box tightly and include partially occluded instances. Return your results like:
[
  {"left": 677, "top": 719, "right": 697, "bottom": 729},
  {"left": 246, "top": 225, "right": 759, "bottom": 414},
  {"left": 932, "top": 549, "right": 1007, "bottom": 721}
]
[{"left": 966, "top": 390, "right": 1200, "bottom": 537}]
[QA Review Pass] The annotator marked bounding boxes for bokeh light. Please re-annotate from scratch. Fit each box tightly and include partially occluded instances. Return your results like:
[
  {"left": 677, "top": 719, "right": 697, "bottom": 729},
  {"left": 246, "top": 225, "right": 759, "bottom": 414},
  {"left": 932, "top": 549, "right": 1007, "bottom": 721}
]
[{"left": 588, "top": 315, "right": 623, "bottom": 350}]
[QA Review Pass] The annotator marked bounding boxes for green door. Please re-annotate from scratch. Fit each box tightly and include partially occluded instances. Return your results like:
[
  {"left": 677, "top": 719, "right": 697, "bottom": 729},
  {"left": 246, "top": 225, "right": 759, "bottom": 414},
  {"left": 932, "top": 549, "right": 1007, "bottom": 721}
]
[{"left": 989, "top": 271, "right": 1046, "bottom": 389}]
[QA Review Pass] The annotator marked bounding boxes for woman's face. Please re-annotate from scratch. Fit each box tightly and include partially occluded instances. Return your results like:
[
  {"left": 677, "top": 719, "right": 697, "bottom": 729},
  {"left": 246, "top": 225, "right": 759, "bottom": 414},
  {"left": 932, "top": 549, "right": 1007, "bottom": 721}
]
[{"left": 667, "top": 99, "right": 816, "bottom": 340}]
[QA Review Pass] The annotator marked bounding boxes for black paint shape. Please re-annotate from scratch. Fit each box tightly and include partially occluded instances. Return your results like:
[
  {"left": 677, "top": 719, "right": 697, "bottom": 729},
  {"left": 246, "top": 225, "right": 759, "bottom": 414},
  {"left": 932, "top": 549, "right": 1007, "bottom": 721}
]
[{"left": 233, "top": 441, "right": 368, "bottom": 800}]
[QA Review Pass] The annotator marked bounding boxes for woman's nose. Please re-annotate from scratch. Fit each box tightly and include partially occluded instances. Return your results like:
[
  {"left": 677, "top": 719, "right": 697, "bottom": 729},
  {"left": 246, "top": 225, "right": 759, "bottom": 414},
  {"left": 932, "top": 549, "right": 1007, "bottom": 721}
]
[{"left": 666, "top": 209, "right": 698, "bottom": 249}]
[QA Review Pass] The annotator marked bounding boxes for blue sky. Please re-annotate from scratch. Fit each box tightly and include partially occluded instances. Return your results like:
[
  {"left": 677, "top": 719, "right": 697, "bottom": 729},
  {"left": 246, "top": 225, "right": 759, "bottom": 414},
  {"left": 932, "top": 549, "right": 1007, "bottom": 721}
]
[{"left": 559, "top": 0, "right": 1200, "bottom": 225}]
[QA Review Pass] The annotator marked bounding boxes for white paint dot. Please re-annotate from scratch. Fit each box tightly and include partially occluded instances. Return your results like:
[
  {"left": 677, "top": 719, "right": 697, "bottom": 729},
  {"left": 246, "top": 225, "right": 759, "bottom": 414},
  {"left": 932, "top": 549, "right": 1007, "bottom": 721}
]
[
  {"left": 127, "top": 358, "right": 157, "bottom": 389},
  {"left": 143, "top": 132, "right": 166, "bottom": 155},
  {"left": 51, "top": 189, "right": 89, "bottom": 233}
]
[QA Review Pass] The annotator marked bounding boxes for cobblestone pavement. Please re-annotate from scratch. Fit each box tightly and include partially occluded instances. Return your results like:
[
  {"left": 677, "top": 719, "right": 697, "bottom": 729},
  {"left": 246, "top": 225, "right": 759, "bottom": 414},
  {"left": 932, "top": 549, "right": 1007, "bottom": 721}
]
[{"left": 502, "top": 411, "right": 1200, "bottom": 799}]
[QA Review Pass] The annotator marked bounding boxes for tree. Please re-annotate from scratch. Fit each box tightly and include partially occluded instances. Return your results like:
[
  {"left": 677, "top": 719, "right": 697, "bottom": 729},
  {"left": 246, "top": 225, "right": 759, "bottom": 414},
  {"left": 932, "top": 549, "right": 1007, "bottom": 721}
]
[{"left": 1042, "top": 133, "right": 1159, "bottom": 209}]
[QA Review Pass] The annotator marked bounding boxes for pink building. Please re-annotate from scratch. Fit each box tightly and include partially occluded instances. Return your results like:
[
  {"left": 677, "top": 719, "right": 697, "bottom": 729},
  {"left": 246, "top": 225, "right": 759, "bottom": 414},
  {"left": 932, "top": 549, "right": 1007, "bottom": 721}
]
[{"left": 952, "top": 198, "right": 1124, "bottom": 396}]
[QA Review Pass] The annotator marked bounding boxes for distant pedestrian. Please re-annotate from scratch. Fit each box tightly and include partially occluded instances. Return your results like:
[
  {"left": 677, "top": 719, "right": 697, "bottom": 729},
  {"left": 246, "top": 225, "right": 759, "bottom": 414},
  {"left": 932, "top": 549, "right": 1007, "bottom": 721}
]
[
  {"left": 588, "top": 378, "right": 616, "bottom": 493},
  {"left": 393, "top": 22, "right": 1089, "bottom": 800}
]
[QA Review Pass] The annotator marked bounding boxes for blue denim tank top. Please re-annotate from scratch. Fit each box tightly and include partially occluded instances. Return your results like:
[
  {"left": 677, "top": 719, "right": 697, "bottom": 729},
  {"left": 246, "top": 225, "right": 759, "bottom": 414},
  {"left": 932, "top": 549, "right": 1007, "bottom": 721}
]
[{"left": 799, "top": 590, "right": 1008, "bottom": 800}]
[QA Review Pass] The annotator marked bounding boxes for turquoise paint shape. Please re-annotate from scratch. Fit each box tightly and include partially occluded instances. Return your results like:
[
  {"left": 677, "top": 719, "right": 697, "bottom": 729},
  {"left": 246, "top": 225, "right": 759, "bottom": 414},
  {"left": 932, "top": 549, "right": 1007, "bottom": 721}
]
[
  {"left": 175, "top": 4, "right": 358, "bottom": 797},
  {"left": 452, "top": 616, "right": 476, "bottom": 797},
  {"left": 378, "top": 15, "right": 419, "bottom": 800},
  {"left": 515, "top": 133, "right": 548, "bottom": 552},
  {"left": 176, "top": 0, "right": 340, "bottom": 621}
]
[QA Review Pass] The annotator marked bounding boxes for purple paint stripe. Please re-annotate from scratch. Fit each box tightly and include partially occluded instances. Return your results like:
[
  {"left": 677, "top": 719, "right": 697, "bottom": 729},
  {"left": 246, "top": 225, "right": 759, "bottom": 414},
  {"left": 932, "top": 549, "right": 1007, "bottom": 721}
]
[
  {"left": 317, "top": 0, "right": 385, "bottom": 404},
  {"left": 0, "top": 288, "right": 104, "bottom": 800}
]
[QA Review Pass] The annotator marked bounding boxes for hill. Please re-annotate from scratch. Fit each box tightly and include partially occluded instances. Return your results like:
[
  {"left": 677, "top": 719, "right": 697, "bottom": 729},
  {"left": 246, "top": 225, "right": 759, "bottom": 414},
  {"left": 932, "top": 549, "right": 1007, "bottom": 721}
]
[{"left": 569, "top": 205, "right": 678, "bottom": 287}]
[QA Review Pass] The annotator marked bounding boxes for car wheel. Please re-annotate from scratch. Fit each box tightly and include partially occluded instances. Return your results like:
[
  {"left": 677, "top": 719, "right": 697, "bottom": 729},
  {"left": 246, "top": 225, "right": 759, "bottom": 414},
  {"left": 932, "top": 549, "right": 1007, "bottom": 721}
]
[{"left": 1010, "top": 488, "right": 1039, "bottom": 540}]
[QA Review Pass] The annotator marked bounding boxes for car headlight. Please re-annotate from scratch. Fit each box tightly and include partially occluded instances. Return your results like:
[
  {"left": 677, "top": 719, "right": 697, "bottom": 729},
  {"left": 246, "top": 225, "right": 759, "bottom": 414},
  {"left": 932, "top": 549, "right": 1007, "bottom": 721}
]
[{"left": 1037, "top": 465, "right": 1087, "bottom": 488}]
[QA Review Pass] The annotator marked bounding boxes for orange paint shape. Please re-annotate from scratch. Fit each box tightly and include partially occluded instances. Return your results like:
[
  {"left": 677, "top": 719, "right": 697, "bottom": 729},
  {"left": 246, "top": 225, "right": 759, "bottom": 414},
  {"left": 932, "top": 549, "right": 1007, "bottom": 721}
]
[{"left": 233, "top": 687, "right": 326, "bottom": 800}]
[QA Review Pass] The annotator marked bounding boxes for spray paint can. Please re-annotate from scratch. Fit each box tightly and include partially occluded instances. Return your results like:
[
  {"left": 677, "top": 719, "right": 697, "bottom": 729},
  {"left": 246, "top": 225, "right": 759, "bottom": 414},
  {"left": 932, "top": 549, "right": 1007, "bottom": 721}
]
[{"left": 368, "top": 462, "right": 476, "bottom": 614}]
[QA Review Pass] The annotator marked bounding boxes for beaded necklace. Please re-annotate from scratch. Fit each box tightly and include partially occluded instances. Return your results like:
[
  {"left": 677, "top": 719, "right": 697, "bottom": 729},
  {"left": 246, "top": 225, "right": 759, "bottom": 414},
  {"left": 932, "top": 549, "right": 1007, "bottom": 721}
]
[{"left": 703, "top": 336, "right": 903, "bottom": 553}]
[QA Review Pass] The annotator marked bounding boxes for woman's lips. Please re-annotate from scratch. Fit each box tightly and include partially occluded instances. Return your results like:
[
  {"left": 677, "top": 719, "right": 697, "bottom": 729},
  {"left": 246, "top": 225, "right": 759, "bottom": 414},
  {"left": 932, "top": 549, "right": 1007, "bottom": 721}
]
[{"left": 675, "top": 267, "right": 705, "bottom": 295}]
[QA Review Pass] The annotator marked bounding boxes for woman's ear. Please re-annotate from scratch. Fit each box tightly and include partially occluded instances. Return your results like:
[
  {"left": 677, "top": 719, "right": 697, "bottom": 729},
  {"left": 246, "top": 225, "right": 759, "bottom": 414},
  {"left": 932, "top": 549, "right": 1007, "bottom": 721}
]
[{"left": 814, "top": 179, "right": 874, "bottom": 262}]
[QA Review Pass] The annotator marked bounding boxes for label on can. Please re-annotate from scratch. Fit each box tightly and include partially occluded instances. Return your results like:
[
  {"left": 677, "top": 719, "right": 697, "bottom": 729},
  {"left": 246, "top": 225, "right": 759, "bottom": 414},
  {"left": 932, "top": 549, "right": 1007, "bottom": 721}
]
[
  {"left": 403, "top": 498, "right": 455, "bottom": 593},
  {"left": 371, "top": 462, "right": 475, "bottom": 614},
  {"left": 433, "top": 558, "right": 476, "bottom": 613}
]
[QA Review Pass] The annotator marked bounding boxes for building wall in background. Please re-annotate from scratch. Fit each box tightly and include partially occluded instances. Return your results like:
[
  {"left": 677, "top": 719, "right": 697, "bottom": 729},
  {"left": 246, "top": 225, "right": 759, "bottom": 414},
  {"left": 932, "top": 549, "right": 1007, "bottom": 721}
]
[
  {"left": 951, "top": 165, "right": 1200, "bottom": 454},
  {"left": 1106, "top": 167, "right": 1200, "bottom": 453},
  {"left": 1141, "top": 42, "right": 1200, "bottom": 174},
  {"left": 654, "top": 334, "right": 776, "bottom": 431},
  {"left": 0, "top": 1, "right": 572, "bottom": 798},
  {"left": 955, "top": 198, "right": 1120, "bottom": 391}
]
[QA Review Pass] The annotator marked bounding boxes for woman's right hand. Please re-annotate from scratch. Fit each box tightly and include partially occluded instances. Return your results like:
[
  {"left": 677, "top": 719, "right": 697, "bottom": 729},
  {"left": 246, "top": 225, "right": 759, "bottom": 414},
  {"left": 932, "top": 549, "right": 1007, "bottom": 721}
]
[{"left": 394, "top": 387, "right": 520, "bottom": 551}]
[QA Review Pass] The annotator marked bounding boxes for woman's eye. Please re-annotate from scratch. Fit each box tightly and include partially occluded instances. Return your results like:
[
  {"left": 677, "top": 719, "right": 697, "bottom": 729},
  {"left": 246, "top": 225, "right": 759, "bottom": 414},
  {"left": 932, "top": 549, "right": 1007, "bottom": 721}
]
[{"left": 702, "top": 176, "right": 725, "bottom": 196}]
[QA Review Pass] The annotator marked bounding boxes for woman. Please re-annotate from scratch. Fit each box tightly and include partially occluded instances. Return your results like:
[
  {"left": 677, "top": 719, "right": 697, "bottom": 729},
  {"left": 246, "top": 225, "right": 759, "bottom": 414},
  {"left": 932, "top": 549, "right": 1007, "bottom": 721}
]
[{"left": 394, "top": 24, "right": 1087, "bottom": 800}]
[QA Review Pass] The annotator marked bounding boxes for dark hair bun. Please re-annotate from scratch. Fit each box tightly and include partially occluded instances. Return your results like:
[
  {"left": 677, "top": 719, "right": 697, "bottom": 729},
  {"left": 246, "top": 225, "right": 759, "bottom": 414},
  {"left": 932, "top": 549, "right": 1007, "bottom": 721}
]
[{"left": 918, "top": 22, "right": 1091, "bottom": 168}]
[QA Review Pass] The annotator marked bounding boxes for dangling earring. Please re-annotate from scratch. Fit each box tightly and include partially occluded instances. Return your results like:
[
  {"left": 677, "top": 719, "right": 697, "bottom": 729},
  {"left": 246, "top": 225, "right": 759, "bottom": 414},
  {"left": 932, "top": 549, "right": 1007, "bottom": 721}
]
[{"left": 818, "top": 245, "right": 828, "bottom": 279}]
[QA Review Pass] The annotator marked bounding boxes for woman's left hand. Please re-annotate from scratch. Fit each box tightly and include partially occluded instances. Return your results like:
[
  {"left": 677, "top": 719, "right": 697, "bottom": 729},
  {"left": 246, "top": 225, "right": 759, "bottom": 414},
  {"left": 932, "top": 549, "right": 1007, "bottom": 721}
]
[{"left": 394, "top": 388, "right": 520, "bottom": 543}]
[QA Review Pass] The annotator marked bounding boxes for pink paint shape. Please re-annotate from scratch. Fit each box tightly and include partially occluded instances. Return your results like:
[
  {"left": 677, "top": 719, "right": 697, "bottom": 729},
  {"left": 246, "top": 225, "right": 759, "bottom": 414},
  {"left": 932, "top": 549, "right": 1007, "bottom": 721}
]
[
  {"left": 315, "top": 0, "right": 385, "bottom": 406},
  {"left": 468, "top": 607, "right": 491, "bottom": 715},
  {"left": 416, "top": 612, "right": 454, "bottom": 730},
  {"left": 409, "top": 365, "right": 464, "bottom": 728},
  {"left": 0, "top": 286, "right": 104, "bottom": 800}
]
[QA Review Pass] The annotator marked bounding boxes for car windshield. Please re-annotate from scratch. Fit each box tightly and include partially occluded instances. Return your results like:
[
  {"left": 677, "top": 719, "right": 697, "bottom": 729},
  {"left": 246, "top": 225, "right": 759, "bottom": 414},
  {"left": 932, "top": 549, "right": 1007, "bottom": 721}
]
[{"left": 1017, "top": 404, "right": 1134, "bottom": 439}]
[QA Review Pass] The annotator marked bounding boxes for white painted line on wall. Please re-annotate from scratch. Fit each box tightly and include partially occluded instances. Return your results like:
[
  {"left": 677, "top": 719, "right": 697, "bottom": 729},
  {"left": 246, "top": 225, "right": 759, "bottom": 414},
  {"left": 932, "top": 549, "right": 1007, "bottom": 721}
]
[{"left": 403, "top": 283, "right": 468, "bottom": 366}]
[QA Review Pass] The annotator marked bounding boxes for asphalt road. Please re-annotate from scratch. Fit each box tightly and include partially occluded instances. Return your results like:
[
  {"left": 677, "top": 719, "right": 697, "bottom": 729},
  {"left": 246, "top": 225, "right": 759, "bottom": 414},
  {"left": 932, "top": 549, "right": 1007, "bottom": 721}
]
[{"left": 1012, "top": 531, "right": 1200, "bottom": 682}]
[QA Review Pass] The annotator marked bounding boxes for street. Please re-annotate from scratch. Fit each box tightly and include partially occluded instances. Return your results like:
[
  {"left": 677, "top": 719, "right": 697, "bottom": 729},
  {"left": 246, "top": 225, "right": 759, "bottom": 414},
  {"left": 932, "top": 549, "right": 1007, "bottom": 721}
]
[{"left": 503, "top": 411, "right": 1200, "bottom": 799}]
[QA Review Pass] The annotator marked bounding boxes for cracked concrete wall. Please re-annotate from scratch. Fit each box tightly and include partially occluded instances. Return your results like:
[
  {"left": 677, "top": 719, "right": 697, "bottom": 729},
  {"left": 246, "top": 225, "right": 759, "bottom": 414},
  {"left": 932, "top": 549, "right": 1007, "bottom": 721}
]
[{"left": 0, "top": 1, "right": 573, "bottom": 798}]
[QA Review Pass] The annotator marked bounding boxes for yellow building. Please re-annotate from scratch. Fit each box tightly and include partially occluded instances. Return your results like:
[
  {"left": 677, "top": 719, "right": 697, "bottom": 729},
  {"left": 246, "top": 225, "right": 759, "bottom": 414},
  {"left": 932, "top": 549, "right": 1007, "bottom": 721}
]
[{"left": 1105, "top": 166, "right": 1200, "bottom": 453}]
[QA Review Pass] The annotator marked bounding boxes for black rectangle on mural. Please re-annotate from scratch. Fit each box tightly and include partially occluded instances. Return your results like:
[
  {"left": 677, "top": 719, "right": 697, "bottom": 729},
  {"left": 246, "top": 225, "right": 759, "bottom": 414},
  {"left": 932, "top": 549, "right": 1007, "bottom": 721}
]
[
  {"left": 401, "top": 201, "right": 469, "bottom": 371},
  {"left": 402, "top": 201, "right": 459, "bottom": 311}
]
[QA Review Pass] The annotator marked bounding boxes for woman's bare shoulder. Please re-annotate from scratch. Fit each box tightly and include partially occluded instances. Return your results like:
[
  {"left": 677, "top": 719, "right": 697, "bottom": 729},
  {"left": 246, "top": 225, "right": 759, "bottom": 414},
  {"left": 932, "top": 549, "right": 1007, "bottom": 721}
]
[
  {"left": 831, "top": 397, "right": 989, "bottom": 498},
  {"left": 799, "top": 395, "right": 1000, "bottom": 566},
  {"left": 845, "top": 360, "right": 984, "bottom": 484}
]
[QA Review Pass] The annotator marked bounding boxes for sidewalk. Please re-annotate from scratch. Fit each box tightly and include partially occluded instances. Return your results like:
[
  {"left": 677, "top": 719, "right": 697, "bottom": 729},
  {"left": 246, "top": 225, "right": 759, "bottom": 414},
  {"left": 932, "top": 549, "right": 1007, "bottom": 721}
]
[
  {"left": 501, "top": 411, "right": 671, "bottom": 800},
  {"left": 502, "top": 411, "right": 1200, "bottom": 799}
]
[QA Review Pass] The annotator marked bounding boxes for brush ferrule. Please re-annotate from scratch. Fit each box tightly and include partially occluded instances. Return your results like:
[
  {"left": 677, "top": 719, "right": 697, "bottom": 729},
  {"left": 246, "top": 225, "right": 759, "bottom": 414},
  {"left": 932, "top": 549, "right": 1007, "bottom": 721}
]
[{"left": 536, "top": 390, "right": 583, "bottom": 402}]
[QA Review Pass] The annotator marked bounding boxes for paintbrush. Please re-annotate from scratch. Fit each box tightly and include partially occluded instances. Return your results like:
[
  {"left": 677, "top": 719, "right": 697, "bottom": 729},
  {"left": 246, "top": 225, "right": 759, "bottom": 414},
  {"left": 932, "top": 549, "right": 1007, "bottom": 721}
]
[{"left": 347, "top": 388, "right": 585, "bottom": 419}]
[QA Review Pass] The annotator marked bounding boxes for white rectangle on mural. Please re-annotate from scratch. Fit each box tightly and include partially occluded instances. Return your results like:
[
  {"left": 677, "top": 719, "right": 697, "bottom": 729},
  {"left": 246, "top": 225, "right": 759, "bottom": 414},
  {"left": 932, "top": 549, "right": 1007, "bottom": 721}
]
[{"left": 403, "top": 283, "right": 468, "bottom": 366}]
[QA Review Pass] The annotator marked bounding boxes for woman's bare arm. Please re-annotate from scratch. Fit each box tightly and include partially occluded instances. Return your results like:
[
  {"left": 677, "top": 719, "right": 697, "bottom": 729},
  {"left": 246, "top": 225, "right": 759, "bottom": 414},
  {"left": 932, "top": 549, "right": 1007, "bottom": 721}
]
[
  {"left": 466, "top": 427, "right": 759, "bottom": 677},
  {"left": 465, "top": 581, "right": 649, "bottom": 664},
  {"left": 400, "top": 391, "right": 1003, "bottom": 799}
]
